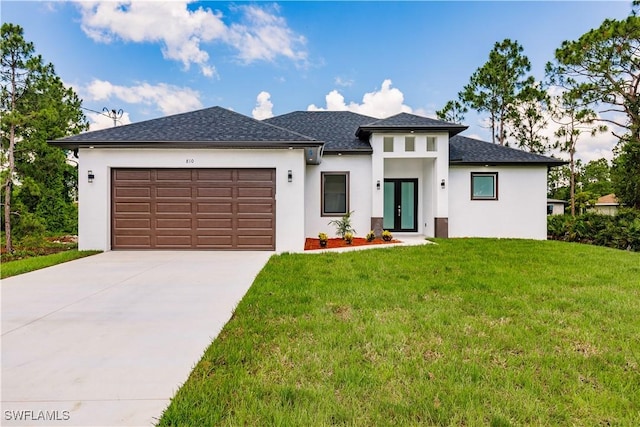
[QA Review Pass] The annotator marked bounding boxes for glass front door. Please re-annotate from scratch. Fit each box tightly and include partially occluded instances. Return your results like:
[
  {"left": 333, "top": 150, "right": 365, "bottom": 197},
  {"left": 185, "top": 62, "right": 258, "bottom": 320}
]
[{"left": 383, "top": 179, "right": 418, "bottom": 232}]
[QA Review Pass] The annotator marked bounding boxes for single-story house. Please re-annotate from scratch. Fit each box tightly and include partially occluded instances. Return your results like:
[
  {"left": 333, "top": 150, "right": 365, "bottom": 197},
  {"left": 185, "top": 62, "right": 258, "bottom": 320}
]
[
  {"left": 50, "top": 106, "right": 565, "bottom": 252},
  {"left": 547, "top": 199, "right": 567, "bottom": 215},
  {"left": 591, "top": 193, "right": 620, "bottom": 216}
]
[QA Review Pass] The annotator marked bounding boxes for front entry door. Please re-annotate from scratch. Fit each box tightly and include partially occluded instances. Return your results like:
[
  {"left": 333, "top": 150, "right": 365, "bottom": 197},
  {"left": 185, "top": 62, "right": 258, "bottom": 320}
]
[{"left": 383, "top": 179, "right": 418, "bottom": 232}]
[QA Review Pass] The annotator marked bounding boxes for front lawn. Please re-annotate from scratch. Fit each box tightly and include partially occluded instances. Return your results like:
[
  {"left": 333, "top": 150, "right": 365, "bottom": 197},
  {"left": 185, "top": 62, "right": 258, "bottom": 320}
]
[{"left": 159, "top": 239, "right": 640, "bottom": 426}]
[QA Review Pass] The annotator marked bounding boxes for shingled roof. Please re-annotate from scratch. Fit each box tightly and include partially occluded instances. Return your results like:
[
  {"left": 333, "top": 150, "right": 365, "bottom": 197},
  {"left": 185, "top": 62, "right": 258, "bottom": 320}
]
[
  {"left": 449, "top": 135, "right": 566, "bottom": 166},
  {"left": 264, "top": 111, "right": 374, "bottom": 153},
  {"left": 50, "top": 106, "right": 320, "bottom": 149},
  {"left": 356, "top": 112, "right": 467, "bottom": 138}
]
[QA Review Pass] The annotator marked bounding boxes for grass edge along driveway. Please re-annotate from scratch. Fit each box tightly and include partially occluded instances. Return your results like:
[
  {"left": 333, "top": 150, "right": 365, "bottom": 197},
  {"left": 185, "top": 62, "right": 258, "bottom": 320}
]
[
  {"left": 159, "top": 239, "right": 640, "bottom": 426},
  {"left": 1, "top": 250, "right": 101, "bottom": 279}
]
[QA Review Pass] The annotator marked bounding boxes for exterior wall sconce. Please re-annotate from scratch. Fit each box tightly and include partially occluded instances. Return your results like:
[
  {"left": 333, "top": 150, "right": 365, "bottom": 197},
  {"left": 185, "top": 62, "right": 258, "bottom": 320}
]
[
  {"left": 288, "top": 170, "right": 293, "bottom": 182},
  {"left": 88, "top": 170, "right": 95, "bottom": 183},
  {"left": 441, "top": 179, "right": 446, "bottom": 189},
  {"left": 376, "top": 180, "right": 381, "bottom": 190}
]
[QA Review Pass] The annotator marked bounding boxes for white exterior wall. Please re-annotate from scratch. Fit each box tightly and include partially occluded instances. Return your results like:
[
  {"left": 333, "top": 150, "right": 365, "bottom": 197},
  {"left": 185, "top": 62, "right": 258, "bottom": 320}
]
[
  {"left": 449, "top": 165, "right": 548, "bottom": 239},
  {"left": 77, "top": 148, "right": 307, "bottom": 252},
  {"left": 304, "top": 154, "right": 372, "bottom": 238}
]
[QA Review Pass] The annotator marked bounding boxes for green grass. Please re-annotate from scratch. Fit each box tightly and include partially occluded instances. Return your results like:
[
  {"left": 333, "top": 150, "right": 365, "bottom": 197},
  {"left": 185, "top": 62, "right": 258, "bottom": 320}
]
[
  {"left": 1, "top": 250, "right": 101, "bottom": 279},
  {"left": 158, "top": 239, "right": 640, "bottom": 426}
]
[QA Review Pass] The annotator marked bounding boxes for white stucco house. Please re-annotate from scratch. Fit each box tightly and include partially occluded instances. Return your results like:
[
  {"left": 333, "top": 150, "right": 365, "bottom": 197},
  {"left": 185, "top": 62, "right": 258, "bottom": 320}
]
[{"left": 50, "top": 106, "right": 565, "bottom": 252}]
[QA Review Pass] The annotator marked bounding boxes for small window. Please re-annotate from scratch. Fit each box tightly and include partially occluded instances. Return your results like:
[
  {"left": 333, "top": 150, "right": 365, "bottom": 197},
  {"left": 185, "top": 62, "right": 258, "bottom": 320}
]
[
  {"left": 405, "top": 136, "right": 415, "bottom": 152},
  {"left": 322, "top": 172, "right": 349, "bottom": 216},
  {"left": 383, "top": 136, "right": 394, "bottom": 152},
  {"left": 426, "top": 136, "right": 437, "bottom": 152},
  {"left": 471, "top": 172, "right": 498, "bottom": 200},
  {"left": 547, "top": 204, "right": 553, "bottom": 215}
]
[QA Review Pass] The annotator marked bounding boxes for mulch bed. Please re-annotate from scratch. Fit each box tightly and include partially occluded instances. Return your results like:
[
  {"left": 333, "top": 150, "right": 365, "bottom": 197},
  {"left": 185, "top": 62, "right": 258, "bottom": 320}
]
[{"left": 304, "top": 237, "right": 400, "bottom": 251}]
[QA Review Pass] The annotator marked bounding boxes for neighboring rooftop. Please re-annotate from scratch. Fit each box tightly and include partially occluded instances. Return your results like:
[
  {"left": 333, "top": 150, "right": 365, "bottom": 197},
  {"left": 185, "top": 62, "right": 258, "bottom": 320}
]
[
  {"left": 50, "top": 106, "right": 321, "bottom": 149},
  {"left": 449, "top": 135, "right": 567, "bottom": 166},
  {"left": 596, "top": 194, "right": 619, "bottom": 205}
]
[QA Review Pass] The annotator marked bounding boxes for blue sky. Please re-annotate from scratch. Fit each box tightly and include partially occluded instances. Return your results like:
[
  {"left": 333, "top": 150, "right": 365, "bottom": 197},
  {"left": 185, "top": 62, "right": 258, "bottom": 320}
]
[{"left": 2, "top": 1, "right": 634, "bottom": 162}]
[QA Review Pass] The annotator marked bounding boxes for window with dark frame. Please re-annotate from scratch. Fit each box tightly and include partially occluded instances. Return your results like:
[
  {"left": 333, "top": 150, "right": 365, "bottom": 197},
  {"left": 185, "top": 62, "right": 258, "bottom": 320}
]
[
  {"left": 471, "top": 172, "right": 498, "bottom": 200},
  {"left": 322, "top": 172, "right": 349, "bottom": 216}
]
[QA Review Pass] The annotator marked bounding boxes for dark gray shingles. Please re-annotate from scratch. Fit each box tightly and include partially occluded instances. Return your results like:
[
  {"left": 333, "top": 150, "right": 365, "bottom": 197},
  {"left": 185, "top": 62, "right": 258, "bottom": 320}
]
[
  {"left": 357, "top": 112, "right": 468, "bottom": 137},
  {"left": 265, "top": 111, "right": 375, "bottom": 153},
  {"left": 450, "top": 135, "right": 566, "bottom": 166},
  {"left": 52, "top": 106, "right": 318, "bottom": 147}
]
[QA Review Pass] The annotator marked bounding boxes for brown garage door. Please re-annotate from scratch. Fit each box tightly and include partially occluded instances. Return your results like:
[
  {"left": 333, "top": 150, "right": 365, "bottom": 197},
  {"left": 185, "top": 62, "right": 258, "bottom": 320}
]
[{"left": 112, "top": 168, "right": 275, "bottom": 250}]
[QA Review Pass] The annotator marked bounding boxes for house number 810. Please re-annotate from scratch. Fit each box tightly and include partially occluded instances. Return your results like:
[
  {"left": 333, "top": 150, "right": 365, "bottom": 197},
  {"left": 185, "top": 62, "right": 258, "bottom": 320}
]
[{"left": 186, "top": 158, "right": 195, "bottom": 164}]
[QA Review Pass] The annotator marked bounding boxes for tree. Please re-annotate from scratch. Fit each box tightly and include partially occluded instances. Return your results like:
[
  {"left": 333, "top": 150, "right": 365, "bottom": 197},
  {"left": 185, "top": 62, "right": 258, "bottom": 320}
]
[
  {"left": 436, "top": 100, "right": 467, "bottom": 124},
  {"left": 611, "top": 138, "right": 640, "bottom": 208},
  {"left": 508, "top": 83, "right": 550, "bottom": 154},
  {"left": 581, "top": 158, "right": 613, "bottom": 197},
  {"left": 549, "top": 89, "right": 606, "bottom": 216},
  {"left": 1, "top": 23, "right": 87, "bottom": 252},
  {"left": 459, "top": 39, "right": 535, "bottom": 145},
  {"left": 548, "top": 13, "right": 640, "bottom": 207}
]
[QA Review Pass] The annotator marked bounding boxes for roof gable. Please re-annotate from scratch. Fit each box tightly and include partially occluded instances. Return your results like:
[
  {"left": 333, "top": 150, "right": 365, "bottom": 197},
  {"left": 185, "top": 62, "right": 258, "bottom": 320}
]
[
  {"left": 265, "top": 111, "right": 375, "bottom": 153},
  {"left": 356, "top": 112, "right": 467, "bottom": 137},
  {"left": 51, "top": 106, "right": 319, "bottom": 149}
]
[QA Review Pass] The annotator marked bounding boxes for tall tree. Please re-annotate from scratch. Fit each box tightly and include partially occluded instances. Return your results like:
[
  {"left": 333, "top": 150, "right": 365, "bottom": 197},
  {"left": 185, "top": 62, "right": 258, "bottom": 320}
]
[
  {"left": 508, "top": 83, "right": 550, "bottom": 154},
  {"left": 549, "top": 89, "right": 606, "bottom": 216},
  {"left": 1, "top": 23, "right": 87, "bottom": 252},
  {"left": 436, "top": 100, "right": 467, "bottom": 124},
  {"left": 547, "top": 13, "right": 640, "bottom": 208},
  {"left": 459, "top": 39, "right": 534, "bottom": 145}
]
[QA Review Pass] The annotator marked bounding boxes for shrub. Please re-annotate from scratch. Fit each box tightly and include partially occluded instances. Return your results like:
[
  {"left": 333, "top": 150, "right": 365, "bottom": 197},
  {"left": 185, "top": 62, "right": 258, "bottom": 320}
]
[
  {"left": 547, "top": 209, "right": 640, "bottom": 251},
  {"left": 344, "top": 232, "right": 354, "bottom": 244},
  {"left": 366, "top": 230, "right": 375, "bottom": 242},
  {"left": 328, "top": 211, "right": 355, "bottom": 238},
  {"left": 382, "top": 230, "right": 393, "bottom": 241}
]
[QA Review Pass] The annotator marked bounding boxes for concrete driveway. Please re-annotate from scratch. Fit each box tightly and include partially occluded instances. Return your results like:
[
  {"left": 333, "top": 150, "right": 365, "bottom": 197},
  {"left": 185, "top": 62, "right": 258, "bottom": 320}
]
[{"left": 1, "top": 250, "right": 272, "bottom": 427}]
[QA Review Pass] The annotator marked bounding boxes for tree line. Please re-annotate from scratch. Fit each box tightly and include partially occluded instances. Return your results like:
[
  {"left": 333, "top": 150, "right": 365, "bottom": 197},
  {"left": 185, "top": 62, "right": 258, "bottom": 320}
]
[{"left": 437, "top": 4, "right": 640, "bottom": 215}]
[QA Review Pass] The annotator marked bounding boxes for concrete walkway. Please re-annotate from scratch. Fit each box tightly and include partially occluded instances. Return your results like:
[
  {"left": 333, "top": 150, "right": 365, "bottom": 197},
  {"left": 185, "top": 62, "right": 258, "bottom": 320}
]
[{"left": 1, "top": 251, "right": 272, "bottom": 427}]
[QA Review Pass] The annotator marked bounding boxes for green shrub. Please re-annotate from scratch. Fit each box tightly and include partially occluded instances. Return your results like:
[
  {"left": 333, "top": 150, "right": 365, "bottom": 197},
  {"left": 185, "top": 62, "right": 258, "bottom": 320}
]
[{"left": 547, "top": 209, "right": 640, "bottom": 251}]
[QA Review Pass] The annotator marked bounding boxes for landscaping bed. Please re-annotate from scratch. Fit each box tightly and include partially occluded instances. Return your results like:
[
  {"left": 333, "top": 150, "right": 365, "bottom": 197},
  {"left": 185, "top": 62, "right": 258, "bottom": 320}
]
[{"left": 304, "top": 236, "right": 400, "bottom": 250}]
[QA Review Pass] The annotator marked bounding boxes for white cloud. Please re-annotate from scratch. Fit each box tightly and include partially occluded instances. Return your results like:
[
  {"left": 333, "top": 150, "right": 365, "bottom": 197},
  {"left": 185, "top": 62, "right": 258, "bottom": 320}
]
[
  {"left": 84, "top": 79, "right": 203, "bottom": 116},
  {"left": 75, "top": 1, "right": 307, "bottom": 76},
  {"left": 252, "top": 91, "right": 274, "bottom": 120},
  {"left": 227, "top": 4, "right": 307, "bottom": 65},
  {"left": 334, "top": 77, "right": 354, "bottom": 87},
  {"left": 308, "top": 79, "right": 413, "bottom": 119}
]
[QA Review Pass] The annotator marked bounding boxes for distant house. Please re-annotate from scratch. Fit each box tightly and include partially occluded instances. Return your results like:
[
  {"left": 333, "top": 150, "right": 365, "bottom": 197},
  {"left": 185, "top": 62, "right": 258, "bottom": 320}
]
[
  {"left": 547, "top": 199, "right": 567, "bottom": 215},
  {"left": 50, "top": 107, "right": 565, "bottom": 252},
  {"left": 592, "top": 193, "right": 620, "bottom": 216}
]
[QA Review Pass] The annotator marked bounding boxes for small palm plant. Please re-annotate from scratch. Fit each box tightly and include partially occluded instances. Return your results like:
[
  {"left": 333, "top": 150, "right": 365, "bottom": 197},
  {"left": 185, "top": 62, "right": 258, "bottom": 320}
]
[{"left": 328, "top": 211, "right": 355, "bottom": 238}]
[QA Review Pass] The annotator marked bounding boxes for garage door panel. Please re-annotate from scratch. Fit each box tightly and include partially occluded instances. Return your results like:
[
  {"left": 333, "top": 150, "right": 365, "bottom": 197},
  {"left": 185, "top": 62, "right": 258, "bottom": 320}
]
[
  {"left": 114, "top": 202, "right": 151, "bottom": 214},
  {"left": 197, "top": 169, "right": 234, "bottom": 181},
  {"left": 156, "top": 170, "right": 192, "bottom": 181},
  {"left": 156, "top": 218, "right": 192, "bottom": 229},
  {"left": 197, "top": 203, "right": 233, "bottom": 214},
  {"left": 113, "top": 235, "right": 151, "bottom": 247},
  {"left": 197, "top": 218, "right": 233, "bottom": 229},
  {"left": 114, "top": 170, "right": 151, "bottom": 181},
  {"left": 197, "top": 187, "right": 233, "bottom": 198},
  {"left": 112, "top": 168, "right": 275, "bottom": 250},
  {"left": 156, "top": 202, "right": 192, "bottom": 213},
  {"left": 115, "top": 218, "right": 151, "bottom": 229},
  {"left": 115, "top": 187, "right": 151, "bottom": 198},
  {"left": 156, "top": 187, "right": 192, "bottom": 198}
]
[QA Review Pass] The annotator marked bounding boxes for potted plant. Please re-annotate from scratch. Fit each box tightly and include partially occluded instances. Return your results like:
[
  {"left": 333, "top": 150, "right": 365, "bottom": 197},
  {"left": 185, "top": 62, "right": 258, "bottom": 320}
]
[
  {"left": 366, "top": 230, "right": 375, "bottom": 242},
  {"left": 344, "top": 232, "right": 354, "bottom": 245},
  {"left": 328, "top": 211, "right": 356, "bottom": 238},
  {"left": 382, "top": 230, "right": 393, "bottom": 242},
  {"left": 318, "top": 232, "right": 328, "bottom": 247}
]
